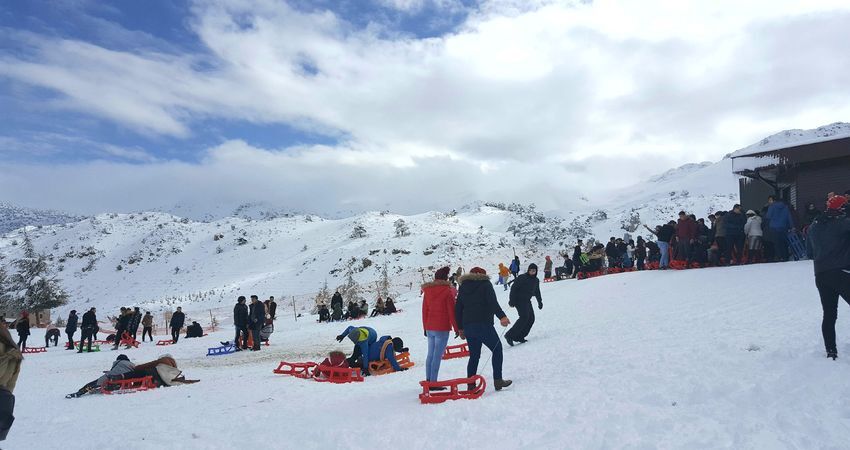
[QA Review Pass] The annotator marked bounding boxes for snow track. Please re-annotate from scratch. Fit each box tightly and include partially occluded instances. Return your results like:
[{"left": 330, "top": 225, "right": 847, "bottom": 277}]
[{"left": 10, "top": 261, "right": 850, "bottom": 449}]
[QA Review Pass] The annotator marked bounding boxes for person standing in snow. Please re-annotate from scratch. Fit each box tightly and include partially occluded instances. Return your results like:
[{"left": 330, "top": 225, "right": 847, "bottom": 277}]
[
  {"left": 78, "top": 308, "right": 97, "bottom": 353},
  {"left": 336, "top": 326, "right": 377, "bottom": 375},
  {"left": 232, "top": 297, "right": 248, "bottom": 350},
  {"left": 331, "top": 290, "right": 343, "bottom": 311},
  {"left": 113, "top": 308, "right": 133, "bottom": 349},
  {"left": 675, "top": 211, "right": 697, "bottom": 262},
  {"left": 724, "top": 205, "right": 747, "bottom": 264},
  {"left": 644, "top": 223, "right": 674, "bottom": 269},
  {"left": 455, "top": 267, "right": 512, "bottom": 391},
  {"left": 65, "top": 310, "right": 78, "bottom": 350},
  {"left": 766, "top": 196, "right": 795, "bottom": 262},
  {"left": 605, "top": 238, "right": 618, "bottom": 268},
  {"left": 248, "top": 296, "right": 265, "bottom": 351},
  {"left": 505, "top": 264, "right": 543, "bottom": 346},
  {"left": 744, "top": 210, "right": 763, "bottom": 263},
  {"left": 129, "top": 307, "right": 142, "bottom": 341},
  {"left": 422, "top": 267, "right": 459, "bottom": 389},
  {"left": 806, "top": 195, "right": 850, "bottom": 360},
  {"left": 635, "top": 237, "right": 647, "bottom": 270},
  {"left": 267, "top": 296, "right": 277, "bottom": 321},
  {"left": 509, "top": 256, "right": 521, "bottom": 279},
  {"left": 0, "top": 320, "right": 22, "bottom": 440},
  {"left": 12, "top": 313, "right": 29, "bottom": 351},
  {"left": 141, "top": 312, "right": 154, "bottom": 342},
  {"left": 169, "top": 307, "right": 185, "bottom": 344},
  {"left": 543, "top": 256, "right": 553, "bottom": 279}
]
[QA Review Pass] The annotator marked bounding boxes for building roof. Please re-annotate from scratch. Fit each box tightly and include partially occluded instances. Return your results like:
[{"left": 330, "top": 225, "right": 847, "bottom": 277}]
[{"left": 730, "top": 122, "right": 850, "bottom": 158}]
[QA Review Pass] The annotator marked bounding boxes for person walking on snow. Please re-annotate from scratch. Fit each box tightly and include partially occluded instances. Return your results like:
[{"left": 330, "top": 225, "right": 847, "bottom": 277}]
[
  {"left": 169, "top": 307, "right": 185, "bottom": 344},
  {"left": 509, "top": 256, "right": 520, "bottom": 279},
  {"left": 141, "top": 312, "right": 154, "bottom": 342},
  {"left": 455, "top": 267, "right": 512, "bottom": 391},
  {"left": 543, "top": 256, "right": 553, "bottom": 279},
  {"left": 505, "top": 264, "right": 543, "bottom": 346},
  {"left": 497, "top": 263, "right": 511, "bottom": 291},
  {"left": 65, "top": 310, "right": 78, "bottom": 350},
  {"left": 422, "top": 267, "right": 459, "bottom": 390},
  {"left": 12, "top": 313, "right": 29, "bottom": 351},
  {"left": 806, "top": 195, "right": 850, "bottom": 360},
  {"left": 336, "top": 326, "right": 377, "bottom": 375}
]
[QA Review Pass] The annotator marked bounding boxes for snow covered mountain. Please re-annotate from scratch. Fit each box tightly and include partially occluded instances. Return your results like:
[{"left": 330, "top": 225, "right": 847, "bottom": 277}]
[
  {"left": 731, "top": 122, "right": 850, "bottom": 157},
  {"left": 0, "top": 158, "right": 739, "bottom": 318},
  {"left": 0, "top": 202, "right": 84, "bottom": 234}
]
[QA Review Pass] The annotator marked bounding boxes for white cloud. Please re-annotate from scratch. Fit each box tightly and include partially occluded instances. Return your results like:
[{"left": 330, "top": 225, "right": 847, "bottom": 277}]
[{"left": 2, "top": 0, "right": 850, "bottom": 213}]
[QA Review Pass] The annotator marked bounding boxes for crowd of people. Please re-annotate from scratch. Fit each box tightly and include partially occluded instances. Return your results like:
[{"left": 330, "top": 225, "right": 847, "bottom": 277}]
[
  {"left": 231, "top": 295, "right": 277, "bottom": 351},
  {"left": 316, "top": 291, "right": 398, "bottom": 323}
]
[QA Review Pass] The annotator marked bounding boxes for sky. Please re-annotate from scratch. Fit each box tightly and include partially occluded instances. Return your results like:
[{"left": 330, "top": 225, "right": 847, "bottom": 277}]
[{"left": 1, "top": 0, "right": 849, "bottom": 216}]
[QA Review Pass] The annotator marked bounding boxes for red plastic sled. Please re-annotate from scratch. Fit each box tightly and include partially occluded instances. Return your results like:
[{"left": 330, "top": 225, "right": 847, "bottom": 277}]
[
  {"left": 313, "top": 365, "right": 364, "bottom": 384},
  {"left": 101, "top": 376, "right": 157, "bottom": 395},
  {"left": 273, "top": 361, "right": 318, "bottom": 379},
  {"left": 419, "top": 375, "right": 487, "bottom": 404},
  {"left": 156, "top": 340, "right": 175, "bottom": 346},
  {"left": 22, "top": 347, "right": 47, "bottom": 354},
  {"left": 542, "top": 277, "right": 556, "bottom": 283},
  {"left": 442, "top": 343, "right": 470, "bottom": 360},
  {"left": 119, "top": 333, "right": 140, "bottom": 348}
]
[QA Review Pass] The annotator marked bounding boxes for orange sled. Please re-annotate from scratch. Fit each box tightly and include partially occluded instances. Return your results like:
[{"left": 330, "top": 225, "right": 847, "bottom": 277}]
[
  {"left": 101, "top": 376, "right": 157, "bottom": 395},
  {"left": 119, "top": 332, "right": 140, "bottom": 348},
  {"left": 369, "top": 351, "right": 415, "bottom": 376},
  {"left": 419, "top": 375, "right": 487, "bottom": 404},
  {"left": 442, "top": 343, "right": 470, "bottom": 360},
  {"left": 273, "top": 361, "right": 318, "bottom": 379}
]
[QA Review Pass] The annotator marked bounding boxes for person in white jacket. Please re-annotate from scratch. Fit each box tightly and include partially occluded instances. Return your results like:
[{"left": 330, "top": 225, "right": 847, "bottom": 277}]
[{"left": 744, "top": 210, "right": 764, "bottom": 262}]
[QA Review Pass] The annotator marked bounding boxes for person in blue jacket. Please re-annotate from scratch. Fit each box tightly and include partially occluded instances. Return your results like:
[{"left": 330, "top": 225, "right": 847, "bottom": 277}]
[
  {"left": 766, "top": 196, "right": 795, "bottom": 262},
  {"left": 368, "top": 336, "right": 409, "bottom": 372},
  {"left": 336, "top": 326, "right": 376, "bottom": 374}
]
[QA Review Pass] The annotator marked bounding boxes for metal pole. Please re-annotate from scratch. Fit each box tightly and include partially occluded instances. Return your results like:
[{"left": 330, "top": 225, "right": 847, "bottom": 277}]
[{"left": 292, "top": 296, "right": 297, "bottom": 322}]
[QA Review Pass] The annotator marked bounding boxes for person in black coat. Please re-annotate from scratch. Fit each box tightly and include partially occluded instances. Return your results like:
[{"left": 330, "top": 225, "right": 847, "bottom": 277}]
[
  {"left": 129, "top": 307, "right": 142, "bottom": 340},
  {"left": 571, "top": 240, "right": 583, "bottom": 278},
  {"left": 455, "top": 267, "right": 512, "bottom": 391},
  {"left": 65, "top": 310, "right": 78, "bottom": 350},
  {"left": 331, "top": 291, "right": 343, "bottom": 311},
  {"left": 505, "top": 264, "right": 543, "bottom": 346},
  {"left": 169, "top": 307, "right": 185, "bottom": 343},
  {"left": 807, "top": 195, "right": 850, "bottom": 360},
  {"left": 113, "top": 308, "right": 133, "bottom": 349},
  {"left": 233, "top": 296, "right": 249, "bottom": 350},
  {"left": 78, "top": 307, "right": 97, "bottom": 353},
  {"left": 267, "top": 296, "right": 277, "bottom": 321},
  {"left": 724, "top": 204, "right": 747, "bottom": 264},
  {"left": 248, "top": 296, "right": 265, "bottom": 351},
  {"left": 13, "top": 313, "right": 30, "bottom": 350}
]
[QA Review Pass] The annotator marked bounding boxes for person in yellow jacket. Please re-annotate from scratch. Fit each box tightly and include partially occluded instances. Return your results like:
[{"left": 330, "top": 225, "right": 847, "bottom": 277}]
[
  {"left": 496, "top": 263, "right": 511, "bottom": 291},
  {"left": 0, "top": 321, "right": 22, "bottom": 441}
]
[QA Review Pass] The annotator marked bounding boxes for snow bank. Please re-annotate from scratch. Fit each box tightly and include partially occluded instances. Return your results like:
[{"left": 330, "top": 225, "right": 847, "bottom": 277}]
[{"left": 9, "top": 260, "right": 849, "bottom": 449}]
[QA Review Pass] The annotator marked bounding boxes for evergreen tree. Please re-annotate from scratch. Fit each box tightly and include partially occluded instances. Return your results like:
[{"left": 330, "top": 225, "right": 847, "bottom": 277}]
[
  {"left": 350, "top": 224, "right": 367, "bottom": 239},
  {"left": 338, "top": 273, "right": 365, "bottom": 304},
  {"left": 394, "top": 219, "right": 410, "bottom": 237},
  {"left": 312, "top": 280, "right": 331, "bottom": 314},
  {"left": 377, "top": 263, "right": 391, "bottom": 299},
  {"left": 7, "top": 234, "right": 69, "bottom": 311}
]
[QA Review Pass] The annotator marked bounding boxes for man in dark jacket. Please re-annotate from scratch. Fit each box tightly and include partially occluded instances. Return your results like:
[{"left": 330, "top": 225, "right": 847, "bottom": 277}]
[
  {"left": 112, "top": 308, "right": 133, "bottom": 349},
  {"left": 331, "top": 291, "right": 343, "bottom": 311},
  {"left": 169, "top": 307, "right": 185, "bottom": 344},
  {"left": 249, "top": 296, "right": 265, "bottom": 351},
  {"left": 605, "top": 238, "right": 618, "bottom": 268},
  {"left": 505, "top": 264, "right": 543, "bottom": 346},
  {"left": 267, "top": 296, "right": 277, "bottom": 321},
  {"left": 129, "top": 307, "right": 142, "bottom": 341},
  {"left": 806, "top": 195, "right": 850, "bottom": 360},
  {"left": 65, "top": 310, "right": 78, "bottom": 350},
  {"left": 724, "top": 204, "right": 747, "bottom": 264},
  {"left": 233, "top": 296, "right": 249, "bottom": 350},
  {"left": 571, "top": 240, "right": 583, "bottom": 278},
  {"left": 78, "top": 307, "right": 97, "bottom": 353},
  {"left": 455, "top": 267, "right": 512, "bottom": 391}
]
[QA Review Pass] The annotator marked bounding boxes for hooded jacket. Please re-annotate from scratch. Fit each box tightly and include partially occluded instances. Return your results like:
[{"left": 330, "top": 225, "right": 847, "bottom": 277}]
[
  {"left": 455, "top": 273, "right": 506, "bottom": 327},
  {"left": 421, "top": 280, "right": 459, "bottom": 333},
  {"left": 509, "top": 265, "right": 542, "bottom": 307},
  {"left": 498, "top": 264, "right": 510, "bottom": 278},
  {"left": 806, "top": 212, "right": 850, "bottom": 274},
  {"left": 744, "top": 215, "right": 763, "bottom": 237},
  {"left": 766, "top": 201, "right": 795, "bottom": 230}
]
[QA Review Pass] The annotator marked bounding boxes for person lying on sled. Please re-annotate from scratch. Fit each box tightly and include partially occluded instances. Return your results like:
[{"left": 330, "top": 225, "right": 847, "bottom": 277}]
[
  {"left": 66, "top": 354, "right": 135, "bottom": 398},
  {"left": 368, "top": 336, "right": 409, "bottom": 373},
  {"left": 106, "top": 354, "right": 199, "bottom": 388}
]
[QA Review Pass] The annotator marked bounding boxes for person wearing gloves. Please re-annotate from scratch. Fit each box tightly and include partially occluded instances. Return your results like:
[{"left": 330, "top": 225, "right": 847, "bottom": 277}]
[
  {"left": 455, "top": 267, "right": 512, "bottom": 391},
  {"left": 505, "top": 263, "right": 543, "bottom": 346},
  {"left": 336, "top": 326, "right": 377, "bottom": 375},
  {"left": 421, "top": 266, "right": 459, "bottom": 390}
]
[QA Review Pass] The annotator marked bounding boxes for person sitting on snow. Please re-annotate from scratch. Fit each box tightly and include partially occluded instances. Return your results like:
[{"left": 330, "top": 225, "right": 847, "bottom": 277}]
[
  {"left": 383, "top": 298, "right": 397, "bottom": 315},
  {"left": 66, "top": 354, "right": 136, "bottom": 398},
  {"left": 336, "top": 326, "right": 376, "bottom": 375},
  {"left": 185, "top": 321, "right": 204, "bottom": 338},
  {"left": 318, "top": 304, "right": 331, "bottom": 323},
  {"left": 370, "top": 298, "right": 385, "bottom": 317},
  {"left": 344, "top": 301, "right": 361, "bottom": 320}
]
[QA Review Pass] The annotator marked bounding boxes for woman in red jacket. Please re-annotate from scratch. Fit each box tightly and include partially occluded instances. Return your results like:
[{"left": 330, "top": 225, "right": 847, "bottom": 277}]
[{"left": 422, "top": 266, "right": 459, "bottom": 390}]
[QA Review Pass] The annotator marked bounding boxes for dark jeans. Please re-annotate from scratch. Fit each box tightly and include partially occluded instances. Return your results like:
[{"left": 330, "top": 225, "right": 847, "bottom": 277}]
[
  {"left": 234, "top": 325, "right": 248, "bottom": 348},
  {"left": 771, "top": 229, "right": 789, "bottom": 261},
  {"left": 78, "top": 329, "right": 93, "bottom": 352},
  {"left": 142, "top": 327, "right": 153, "bottom": 342},
  {"left": 131, "top": 327, "right": 140, "bottom": 340},
  {"left": 67, "top": 331, "right": 75, "bottom": 349},
  {"left": 505, "top": 301, "right": 535, "bottom": 342},
  {"left": 637, "top": 256, "right": 645, "bottom": 270},
  {"left": 45, "top": 332, "right": 59, "bottom": 347},
  {"left": 728, "top": 235, "right": 745, "bottom": 263},
  {"left": 251, "top": 327, "right": 262, "bottom": 350},
  {"left": 572, "top": 258, "right": 581, "bottom": 277},
  {"left": 816, "top": 269, "right": 850, "bottom": 353},
  {"left": 16, "top": 335, "right": 26, "bottom": 350},
  {"left": 465, "top": 323, "right": 503, "bottom": 380},
  {"left": 715, "top": 237, "right": 727, "bottom": 263},
  {"left": 675, "top": 240, "right": 691, "bottom": 261},
  {"left": 0, "top": 387, "right": 15, "bottom": 441},
  {"left": 171, "top": 327, "right": 180, "bottom": 343}
]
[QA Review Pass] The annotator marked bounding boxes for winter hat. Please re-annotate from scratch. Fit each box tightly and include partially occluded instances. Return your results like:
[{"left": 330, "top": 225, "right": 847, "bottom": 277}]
[
  {"left": 391, "top": 337, "right": 408, "bottom": 353},
  {"left": 746, "top": 210, "right": 756, "bottom": 216},
  {"left": 21, "top": 311, "right": 28, "bottom": 318},
  {"left": 435, "top": 266, "right": 451, "bottom": 281},
  {"left": 527, "top": 263, "right": 538, "bottom": 272},
  {"left": 70, "top": 310, "right": 76, "bottom": 315},
  {"left": 470, "top": 267, "right": 487, "bottom": 275},
  {"left": 116, "top": 354, "right": 130, "bottom": 362},
  {"left": 347, "top": 328, "right": 362, "bottom": 342},
  {"left": 827, "top": 195, "right": 847, "bottom": 211}
]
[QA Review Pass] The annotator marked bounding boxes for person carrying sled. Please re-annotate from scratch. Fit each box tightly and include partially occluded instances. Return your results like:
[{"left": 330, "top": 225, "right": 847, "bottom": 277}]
[
  {"left": 505, "top": 264, "right": 542, "bottom": 346},
  {"left": 336, "top": 326, "right": 377, "bottom": 375},
  {"left": 807, "top": 195, "right": 850, "bottom": 360},
  {"left": 422, "top": 267, "right": 459, "bottom": 388},
  {"left": 455, "top": 267, "right": 512, "bottom": 391}
]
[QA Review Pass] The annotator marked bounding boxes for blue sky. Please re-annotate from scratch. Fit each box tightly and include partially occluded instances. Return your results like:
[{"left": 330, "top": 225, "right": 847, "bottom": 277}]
[{"left": 1, "top": 0, "right": 849, "bottom": 215}]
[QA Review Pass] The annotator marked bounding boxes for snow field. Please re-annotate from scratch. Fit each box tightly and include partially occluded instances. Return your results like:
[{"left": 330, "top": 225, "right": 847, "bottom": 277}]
[{"left": 9, "top": 260, "right": 850, "bottom": 449}]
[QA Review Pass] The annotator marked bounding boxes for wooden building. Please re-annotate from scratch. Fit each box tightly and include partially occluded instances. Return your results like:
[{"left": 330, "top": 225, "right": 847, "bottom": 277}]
[{"left": 731, "top": 135, "right": 850, "bottom": 213}]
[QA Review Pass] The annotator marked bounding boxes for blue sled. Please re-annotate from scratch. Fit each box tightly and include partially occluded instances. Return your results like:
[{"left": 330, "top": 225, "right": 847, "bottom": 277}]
[{"left": 207, "top": 344, "right": 236, "bottom": 356}]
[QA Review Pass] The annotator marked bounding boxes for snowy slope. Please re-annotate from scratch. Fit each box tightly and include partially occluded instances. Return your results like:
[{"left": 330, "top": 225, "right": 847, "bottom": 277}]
[
  {"left": 0, "top": 158, "right": 741, "bottom": 319},
  {"left": 8, "top": 260, "right": 848, "bottom": 449},
  {"left": 731, "top": 122, "right": 850, "bottom": 157},
  {"left": 0, "top": 202, "right": 83, "bottom": 234}
]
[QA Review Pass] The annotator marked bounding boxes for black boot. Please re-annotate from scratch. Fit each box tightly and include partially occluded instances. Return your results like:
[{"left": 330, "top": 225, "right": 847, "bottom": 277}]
[
  {"left": 505, "top": 337, "right": 515, "bottom": 347},
  {"left": 827, "top": 350, "right": 838, "bottom": 360},
  {"left": 494, "top": 379, "right": 513, "bottom": 391}
]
